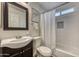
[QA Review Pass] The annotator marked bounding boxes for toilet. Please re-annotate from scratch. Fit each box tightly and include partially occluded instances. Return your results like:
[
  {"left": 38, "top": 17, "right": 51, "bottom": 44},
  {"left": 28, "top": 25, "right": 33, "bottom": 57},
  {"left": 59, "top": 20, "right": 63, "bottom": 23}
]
[
  {"left": 33, "top": 37, "right": 52, "bottom": 57},
  {"left": 37, "top": 46, "right": 52, "bottom": 57}
]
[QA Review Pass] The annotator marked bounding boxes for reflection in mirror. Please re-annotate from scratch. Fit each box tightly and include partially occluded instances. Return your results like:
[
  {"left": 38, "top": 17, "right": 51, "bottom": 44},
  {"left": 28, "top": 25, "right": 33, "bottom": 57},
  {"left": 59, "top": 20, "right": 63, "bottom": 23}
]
[{"left": 8, "top": 3, "right": 26, "bottom": 28}]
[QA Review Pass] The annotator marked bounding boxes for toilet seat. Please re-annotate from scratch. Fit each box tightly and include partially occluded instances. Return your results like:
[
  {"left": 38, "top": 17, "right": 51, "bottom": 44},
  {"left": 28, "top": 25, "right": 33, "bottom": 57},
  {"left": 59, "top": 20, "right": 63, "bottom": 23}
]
[{"left": 37, "top": 46, "right": 52, "bottom": 57}]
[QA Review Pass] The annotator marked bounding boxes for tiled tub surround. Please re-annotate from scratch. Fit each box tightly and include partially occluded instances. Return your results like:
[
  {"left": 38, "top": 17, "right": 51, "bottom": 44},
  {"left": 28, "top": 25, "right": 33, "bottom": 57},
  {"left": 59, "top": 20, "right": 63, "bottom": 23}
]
[{"left": 56, "top": 3, "right": 79, "bottom": 56}]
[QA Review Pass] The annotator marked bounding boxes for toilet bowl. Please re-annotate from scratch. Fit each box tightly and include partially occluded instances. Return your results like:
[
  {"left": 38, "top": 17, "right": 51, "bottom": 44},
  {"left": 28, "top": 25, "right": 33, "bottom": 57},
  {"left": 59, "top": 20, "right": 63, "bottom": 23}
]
[
  {"left": 33, "top": 37, "right": 52, "bottom": 57},
  {"left": 37, "top": 46, "right": 52, "bottom": 57}
]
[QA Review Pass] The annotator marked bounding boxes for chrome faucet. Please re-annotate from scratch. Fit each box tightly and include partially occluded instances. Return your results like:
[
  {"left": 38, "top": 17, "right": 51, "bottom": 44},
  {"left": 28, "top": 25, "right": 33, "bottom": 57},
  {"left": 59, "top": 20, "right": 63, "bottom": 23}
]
[{"left": 16, "top": 36, "right": 22, "bottom": 39}]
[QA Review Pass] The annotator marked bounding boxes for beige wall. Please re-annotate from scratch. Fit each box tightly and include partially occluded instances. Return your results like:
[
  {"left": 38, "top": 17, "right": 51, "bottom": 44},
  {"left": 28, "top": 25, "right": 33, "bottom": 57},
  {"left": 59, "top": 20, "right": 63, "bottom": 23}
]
[
  {"left": 0, "top": 3, "right": 1, "bottom": 28},
  {"left": 0, "top": 2, "right": 32, "bottom": 39},
  {"left": 31, "top": 15, "right": 40, "bottom": 36},
  {"left": 56, "top": 3, "right": 79, "bottom": 56}
]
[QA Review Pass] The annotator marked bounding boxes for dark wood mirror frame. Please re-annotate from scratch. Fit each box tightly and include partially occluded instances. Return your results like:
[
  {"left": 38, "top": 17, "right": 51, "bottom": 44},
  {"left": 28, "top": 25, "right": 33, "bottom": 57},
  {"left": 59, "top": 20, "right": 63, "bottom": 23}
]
[{"left": 3, "top": 2, "right": 28, "bottom": 30}]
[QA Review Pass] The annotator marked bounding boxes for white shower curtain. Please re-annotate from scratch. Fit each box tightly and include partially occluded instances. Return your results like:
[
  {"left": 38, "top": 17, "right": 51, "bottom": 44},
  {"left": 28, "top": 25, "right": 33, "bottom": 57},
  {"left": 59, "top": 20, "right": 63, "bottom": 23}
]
[{"left": 40, "top": 10, "right": 56, "bottom": 50}]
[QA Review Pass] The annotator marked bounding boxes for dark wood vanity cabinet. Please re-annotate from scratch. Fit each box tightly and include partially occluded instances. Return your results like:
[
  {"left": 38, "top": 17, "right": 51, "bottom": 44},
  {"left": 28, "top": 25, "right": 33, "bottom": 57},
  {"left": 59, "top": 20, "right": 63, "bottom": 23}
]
[{"left": 0, "top": 41, "right": 33, "bottom": 57}]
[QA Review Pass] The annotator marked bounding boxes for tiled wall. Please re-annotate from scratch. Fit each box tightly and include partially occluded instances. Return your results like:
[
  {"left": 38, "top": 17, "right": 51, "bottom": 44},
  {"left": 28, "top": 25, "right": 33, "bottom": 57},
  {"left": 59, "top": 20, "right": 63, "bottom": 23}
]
[{"left": 56, "top": 3, "right": 79, "bottom": 56}]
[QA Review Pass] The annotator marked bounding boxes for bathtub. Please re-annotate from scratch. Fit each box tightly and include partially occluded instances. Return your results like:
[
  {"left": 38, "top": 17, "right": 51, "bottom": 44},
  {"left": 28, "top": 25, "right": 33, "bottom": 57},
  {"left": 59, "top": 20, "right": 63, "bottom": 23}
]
[{"left": 53, "top": 48, "right": 76, "bottom": 57}]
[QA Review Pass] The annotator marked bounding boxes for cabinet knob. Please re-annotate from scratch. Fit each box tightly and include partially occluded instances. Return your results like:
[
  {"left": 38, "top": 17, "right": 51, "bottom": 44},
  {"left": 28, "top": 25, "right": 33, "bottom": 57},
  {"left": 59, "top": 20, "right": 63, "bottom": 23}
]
[
  {"left": 23, "top": 50, "right": 25, "bottom": 52},
  {"left": 20, "top": 52, "right": 22, "bottom": 54}
]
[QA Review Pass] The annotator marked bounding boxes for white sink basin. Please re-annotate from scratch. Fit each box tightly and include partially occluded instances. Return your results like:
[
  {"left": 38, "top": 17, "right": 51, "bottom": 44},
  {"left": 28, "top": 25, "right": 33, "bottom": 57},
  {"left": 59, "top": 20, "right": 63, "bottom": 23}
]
[{"left": 1, "top": 36, "right": 32, "bottom": 48}]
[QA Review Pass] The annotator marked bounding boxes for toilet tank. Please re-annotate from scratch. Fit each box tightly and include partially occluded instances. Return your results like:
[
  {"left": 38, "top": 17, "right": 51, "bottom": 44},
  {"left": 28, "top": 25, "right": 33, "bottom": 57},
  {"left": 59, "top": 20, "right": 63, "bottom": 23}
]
[
  {"left": 33, "top": 38, "right": 41, "bottom": 48},
  {"left": 33, "top": 37, "right": 41, "bottom": 56}
]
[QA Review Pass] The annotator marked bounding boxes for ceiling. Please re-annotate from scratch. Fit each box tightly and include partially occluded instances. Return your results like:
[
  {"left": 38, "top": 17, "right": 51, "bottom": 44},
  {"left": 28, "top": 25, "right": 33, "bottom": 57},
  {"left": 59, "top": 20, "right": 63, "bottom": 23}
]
[
  {"left": 30, "top": 2, "right": 66, "bottom": 13},
  {"left": 38, "top": 2, "right": 65, "bottom": 11}
]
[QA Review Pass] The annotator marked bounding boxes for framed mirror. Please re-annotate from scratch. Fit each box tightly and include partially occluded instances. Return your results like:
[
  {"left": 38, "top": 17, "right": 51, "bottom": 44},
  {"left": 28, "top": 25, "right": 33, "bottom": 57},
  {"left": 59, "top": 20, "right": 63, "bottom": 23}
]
[{"left": 3, "top": 2, "right": 28, "bottom": 30}]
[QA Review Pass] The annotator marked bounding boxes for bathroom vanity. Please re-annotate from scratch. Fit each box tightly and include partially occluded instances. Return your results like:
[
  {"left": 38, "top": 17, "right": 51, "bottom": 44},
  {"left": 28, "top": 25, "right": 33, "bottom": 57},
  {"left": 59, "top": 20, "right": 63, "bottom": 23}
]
[
  {"left": 1, "top": 41, "right": 33, "bottom": 57},
  {"left": 0, "top": 41, "right": 33, "bottom": 57},
  {"left": 0, "top": 36, "right": 33, "bottom": 57}
]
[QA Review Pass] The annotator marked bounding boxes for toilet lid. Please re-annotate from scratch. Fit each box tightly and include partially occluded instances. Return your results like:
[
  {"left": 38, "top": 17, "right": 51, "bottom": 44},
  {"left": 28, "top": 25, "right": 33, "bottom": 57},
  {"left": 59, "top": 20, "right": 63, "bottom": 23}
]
[{"left": 37, "top": 46, "right": 52, "bottom": 56}]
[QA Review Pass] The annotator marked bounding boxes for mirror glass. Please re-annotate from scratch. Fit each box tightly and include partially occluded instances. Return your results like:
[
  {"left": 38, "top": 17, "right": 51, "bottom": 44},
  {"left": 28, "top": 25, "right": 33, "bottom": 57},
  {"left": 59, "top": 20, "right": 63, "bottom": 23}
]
[{"left": 8, "top": 3, "right": 26, "bottom": 28}]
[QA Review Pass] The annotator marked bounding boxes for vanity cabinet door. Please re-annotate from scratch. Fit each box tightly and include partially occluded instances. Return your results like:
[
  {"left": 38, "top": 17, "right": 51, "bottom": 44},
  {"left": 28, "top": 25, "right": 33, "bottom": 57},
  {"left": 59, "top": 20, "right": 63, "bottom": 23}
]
[
  {"left": 22, "top": 47, "right": 33, "bottom": 57},
  {"left": 22, "top": 41, "right": 33, "bottom": 57},
  {"left": 13, "top": 48, "right": 33, "bottom": 57},
  {"left": 13, "top": 52, "right": 23, "bottom": 57},
  {"left": 2, "top": 47, "right": 22, "bottom": 57}
]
